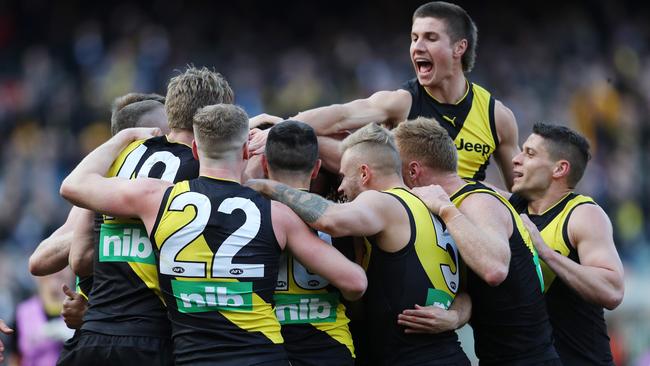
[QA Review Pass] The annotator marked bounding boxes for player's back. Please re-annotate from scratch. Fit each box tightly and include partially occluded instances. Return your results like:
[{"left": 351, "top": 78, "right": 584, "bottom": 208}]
[
  {"left": 151, "top": 176, "right": 287, "bottom": 366},
  {"left": 83, "top": 136, "right": 198, "bottom": 337},
  {"left": 363, "top": 188, "right": 468, "bottom": 366}
]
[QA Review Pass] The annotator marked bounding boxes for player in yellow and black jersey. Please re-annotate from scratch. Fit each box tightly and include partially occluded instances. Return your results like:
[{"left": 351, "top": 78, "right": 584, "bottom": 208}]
[
  {"left": 262, "top": 121, "right": 355, "bottom": 366},
  {"left": 509, "top": 123, "right": 624, "bottom": 366},
  {"left": 248, "top": 2, "right": 520, "bottom": 190},
  {"left": 58, "top": 67, "right": 234, "bottom": 366},
  {"left": 247, "top": 123, "right": 470, "bottom": 366},
  {"left": 60, "top": 104, "right": 367, "bottom": 366},
  {"left": 401, "top": 78, "right": 497, "bottom": 182},
  {"left": 394, "top": 118, "right": 561, "bottom": 366}
]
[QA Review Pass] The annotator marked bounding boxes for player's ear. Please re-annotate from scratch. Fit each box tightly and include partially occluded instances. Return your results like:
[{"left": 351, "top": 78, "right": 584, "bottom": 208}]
[
  {"left": 360, "top": 164, "right": 372, "bottom": 185},
  {"left": 553, "top": 160, "right": 570, "bottom": 180},
  {"left": 311, "top": 159, "right": 322, "bottom": 180},
  {"left": 261, "top": 155, "right": 270, "bottom": 178},
  {"left": 453, "top": 39, "right": 467, "bottom": 59},
  {"left": 191, "top": 140, "right": 199, "bottom": 160},
  {"left": 242, "top": 141, "right": 250, "bottom": 160}
]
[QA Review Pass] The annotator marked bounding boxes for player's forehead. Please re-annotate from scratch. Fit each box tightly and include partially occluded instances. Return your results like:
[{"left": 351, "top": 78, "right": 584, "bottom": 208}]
[
  {"left": 411, "top": 16, "right": 448, "bottom": 35},
  {"left": 523, "top": 134, "right": 549, "bottom": 153}
]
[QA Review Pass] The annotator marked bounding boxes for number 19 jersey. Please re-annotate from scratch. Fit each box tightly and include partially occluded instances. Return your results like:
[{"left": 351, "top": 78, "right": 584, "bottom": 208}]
[
  {"left": 151, "top": 176, "right": 286, "bottom": 366},
  {"left": 84, "top": 136, "right": 198, "bottom": 337}
]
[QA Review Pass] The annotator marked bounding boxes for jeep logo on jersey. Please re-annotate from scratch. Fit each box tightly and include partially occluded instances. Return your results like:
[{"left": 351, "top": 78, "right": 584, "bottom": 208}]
[
  {"left": 99, "top": 224, "right": 155, "bottom": 265},
  {"left": 171, "top": 280, "right": 253, "bottom": 313},
  {"left": 455, "top": 138, "right": 491, "bottom": 157},
  {"left": 274, "top": 293, "right": 339, "bottom": 324},
  {"left": 229, "top": 268, "right": 244, "bottom": 275}
]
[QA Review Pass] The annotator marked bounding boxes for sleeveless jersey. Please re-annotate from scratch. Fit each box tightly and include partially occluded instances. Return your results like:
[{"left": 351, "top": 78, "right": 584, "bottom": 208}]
[
  {"left": 450, "top": 181, "right": 559, "bottom": 365},
  {"left": 151, "top": 177, "right": 286, "bottom": 365},
  {"left": 510, "top": 192, "right": 614, "bottom": 365},
  {"left": 402, "top": 78, "right": 498, "bottom": 181},
  {"left": 363, "top": 188, "right": 467, "bottom": 366},
  {"left": 83, "top": 136, "right": 199, "bottom": 337},
  {"left": 275, "top": 229, "right": 355, "bottom": 365}
]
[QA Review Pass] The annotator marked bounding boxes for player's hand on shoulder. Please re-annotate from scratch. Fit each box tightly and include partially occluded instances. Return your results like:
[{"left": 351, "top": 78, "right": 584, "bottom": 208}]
[{"left": 411, "top": 184, "right": 453, "bottom": 215}]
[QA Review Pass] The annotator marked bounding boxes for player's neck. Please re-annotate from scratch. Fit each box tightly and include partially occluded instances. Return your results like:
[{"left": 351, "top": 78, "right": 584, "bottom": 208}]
[
  {"left": 424, "top": 73, "right": 468, "bottom": 104},
  {"left": 372, "top": 174, "right": 407, "bottom": 192},
  {"left": 526, "top": 185, "right": 573, "bottom": 215},
  {"left": 200, "top": 159, "right": 245, "bottom": 184},
  {"left": 269, "top": 174, "right": 311, "bottom": 191},
  {"left": 434, "top": 173, "right": 466, "bottom": 198},
  {"left": 167, "top": 128, "right": 194, "bottom": 147}
]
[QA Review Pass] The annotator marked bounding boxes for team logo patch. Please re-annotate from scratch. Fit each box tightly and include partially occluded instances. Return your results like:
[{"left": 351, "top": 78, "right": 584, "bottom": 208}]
[
  {"left": 99, "top": 224, "right": 155, "bottom": 264},
  {"left": 171, "top": 280, "right": 253, "bottom": 313},
  {"left": 425, "top": 288, "right": 454, "bottom": 310},
  {"left": 274, "top": 293, "right": 339, "bottom": 324}
]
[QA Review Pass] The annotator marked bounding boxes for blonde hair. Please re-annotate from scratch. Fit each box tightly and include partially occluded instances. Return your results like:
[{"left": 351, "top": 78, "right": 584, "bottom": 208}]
[
  {"left": 393, "top": 117, "right": 457, "bottom": 172},
  {"left": 193, "top": 104, "right": 249, "bottom": 160},
  {"left": 341, "top": 123, "right": 401, "bottom": 176},
  {"left": 166, "top": 66, "right": 234, "bottom": 130}
]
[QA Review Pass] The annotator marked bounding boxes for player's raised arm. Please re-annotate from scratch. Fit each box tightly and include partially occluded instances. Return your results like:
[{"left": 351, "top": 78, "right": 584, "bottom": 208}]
[{"left": 293, "top": 90, "right": 412, "bottom": 136}]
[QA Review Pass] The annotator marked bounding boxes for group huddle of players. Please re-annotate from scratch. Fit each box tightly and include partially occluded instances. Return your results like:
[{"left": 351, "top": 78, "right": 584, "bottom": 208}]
[{"left": 18, "top": 2, "right": 624, "bottom": 366}]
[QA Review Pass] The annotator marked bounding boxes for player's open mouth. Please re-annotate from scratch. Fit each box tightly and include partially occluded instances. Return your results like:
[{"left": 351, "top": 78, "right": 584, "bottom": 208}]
[
  {"left": 415, "top": 60, "right": 433, "bottom": 73},
  {"left": 513, "top": 171, "right": 523, "bottom": 181}
]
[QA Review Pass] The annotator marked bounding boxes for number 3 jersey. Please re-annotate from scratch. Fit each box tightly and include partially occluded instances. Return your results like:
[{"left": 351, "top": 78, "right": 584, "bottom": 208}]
[
  {"left": 274, "top": 232, "right": 355, "bottom": 365},
  {"left": 84, "top": 136, "right": 198, "bottom": 337},
  {"left": 363, "top": 187, "right": 467, "bottom": 366},
  {"left": 150, "top": 176, "right": 286, "bottom": 366}
]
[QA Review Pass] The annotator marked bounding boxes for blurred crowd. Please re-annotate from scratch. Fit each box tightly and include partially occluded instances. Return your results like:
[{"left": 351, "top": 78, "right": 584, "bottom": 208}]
[{"left": 0, "top": 0, "right": 649, "bottom": 364}]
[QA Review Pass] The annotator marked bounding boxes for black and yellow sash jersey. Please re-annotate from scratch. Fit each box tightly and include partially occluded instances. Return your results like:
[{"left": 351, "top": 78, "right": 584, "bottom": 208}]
[
  {"left": 510, "top": 193, "right": 614, "bottom": 365},
  {"left": 274, "top": 229, "right": 355, "bottom": 365},
  {"left": 362, "top": 187, "right": 468, "bottom": 366},
  {"left": 401, "top": 78, "right": 498, "bottom": 182},
  {"left": 450, "top": 181, "right": 559, "bottom": 365},
  {"left": 151, "top": 177, "right": 286, "bottom": 366},
  {"left": 82, "top": 136, "right": 199, "bottom": 337}
]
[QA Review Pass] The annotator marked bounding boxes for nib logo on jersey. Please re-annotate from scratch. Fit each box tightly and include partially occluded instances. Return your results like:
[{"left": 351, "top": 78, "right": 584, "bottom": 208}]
[
  {"left": 172, "top": 280, "right": 253, "bottom": 313},
  {"left": 274, "top": 293, "right": 339, "bottom": 324},
  {"left": 99, "top": 224, "right": 155, "bottom": 264}
]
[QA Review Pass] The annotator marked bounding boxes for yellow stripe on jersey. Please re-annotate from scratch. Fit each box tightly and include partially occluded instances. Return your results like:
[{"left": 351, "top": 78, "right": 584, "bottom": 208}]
[
  {"left": 454, "top": 84, "right": 496, "bottom": 180},
  {"left": 386, "top": 188, "right": 459, "bottom": 303},
  {"left": 536, "top": 194, "right": 594, "bottom": 292}
]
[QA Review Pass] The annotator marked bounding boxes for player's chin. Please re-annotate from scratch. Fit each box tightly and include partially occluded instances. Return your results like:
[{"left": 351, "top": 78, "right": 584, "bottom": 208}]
[{"left": 415, "top": 72, "right": 435, "bottom": 86}]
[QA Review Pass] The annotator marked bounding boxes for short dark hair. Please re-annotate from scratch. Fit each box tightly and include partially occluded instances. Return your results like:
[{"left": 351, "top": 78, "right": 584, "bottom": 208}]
[
  {"left": 413, "top": 1, "right": 478, "bottom": 73},
  {"left": 533, "top": 122, "right": 591, "bottom": 188},
  {"left": 111, "top": 100, "right": 164, "bottom": 136},
  {"left": 266, "top": 120, "right": 319, "bottom": 174},
  {"left": 110, "top": 93, "right": 165, "bottom": 133}
]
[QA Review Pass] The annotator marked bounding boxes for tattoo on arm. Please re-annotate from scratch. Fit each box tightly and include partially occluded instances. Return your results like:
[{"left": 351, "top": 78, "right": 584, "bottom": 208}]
[{"left": 269, "top": 183, "right": 332, "bottom": 223}]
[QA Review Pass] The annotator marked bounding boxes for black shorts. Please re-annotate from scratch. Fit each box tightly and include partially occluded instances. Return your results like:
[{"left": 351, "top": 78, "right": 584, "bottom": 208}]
[{"left": 56, "top": 330, "right": 173, "bottom": 366}]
